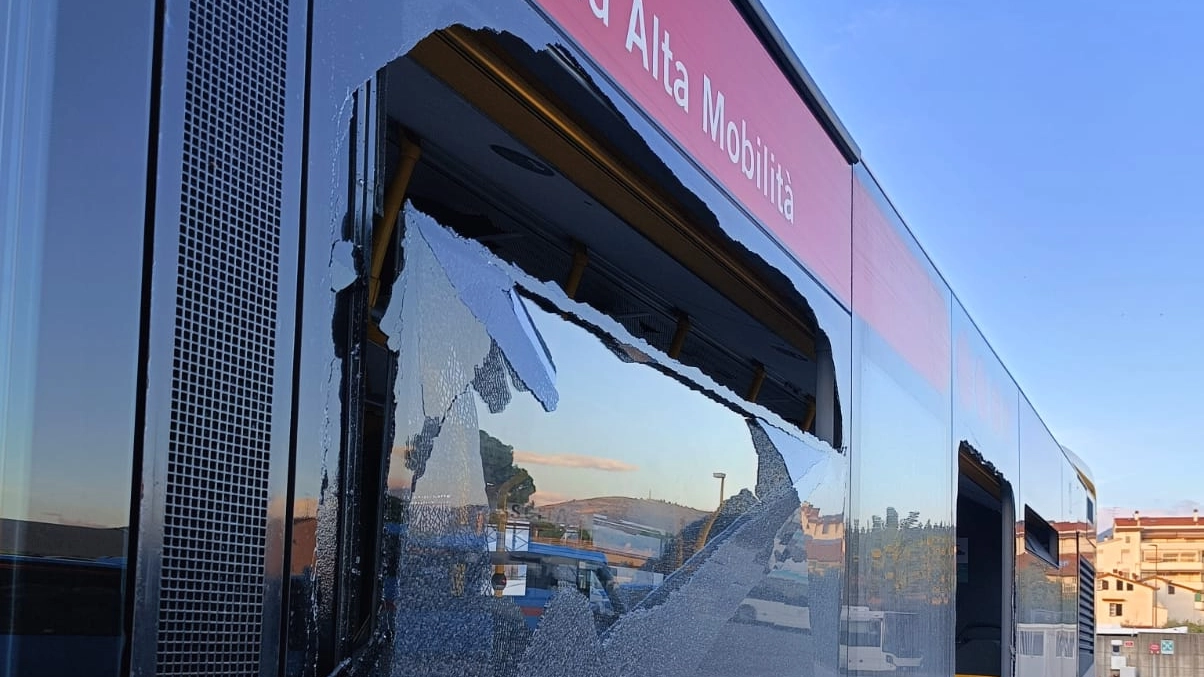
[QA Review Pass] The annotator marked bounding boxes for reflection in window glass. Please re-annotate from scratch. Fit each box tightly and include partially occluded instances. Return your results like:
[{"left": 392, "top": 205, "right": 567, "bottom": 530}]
[
  {"left": 843, "top": 620, "right": 882, "bottom": 647},
  {"left": 848, "top": 353, "right": 952, "bottom": 675},
  {"left": 1019, "top": 630, "right": 1044, "bottom": 656},
  {"left": 369, "top": 209, "right": 842, "bottom": 676},
  {"left": 858, "top": 359, "right": 947, "bottom": 521},
  {"left": 2, "top": 2, "right": 151, "bottom": 676}
]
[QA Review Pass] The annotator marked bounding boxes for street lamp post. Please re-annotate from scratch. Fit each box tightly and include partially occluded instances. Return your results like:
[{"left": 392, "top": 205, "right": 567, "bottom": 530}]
[
  {"left": 694, "top": 472, "right": 729, "bottom": 551},
  {"left": 1143, "top": 543, "right": 1160, "bottom": 627}
]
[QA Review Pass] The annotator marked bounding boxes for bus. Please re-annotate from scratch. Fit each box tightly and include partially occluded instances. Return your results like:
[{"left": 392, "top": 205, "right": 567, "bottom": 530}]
[
  {"left": 504, "top": 542, "right": 616, "bottom": 629},
  {"left": 1015, "top": 624, "right": 1078, "bottom": 677},
  {"left": 734, "top": 570, "right": 812, "bottom": 632},
  {"left": 1, "top": 0, "right": 1095, "bottom": 676},
  {"left": 0, "top": 555, "right": 125, "bottom": 676},
  {"left": 839, "top": 606, "right": 923, "bottom": 673}
]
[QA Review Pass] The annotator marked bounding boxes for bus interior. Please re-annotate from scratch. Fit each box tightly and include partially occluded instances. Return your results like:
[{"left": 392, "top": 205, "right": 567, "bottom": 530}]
[
  {"left": 956, "top": 444, "right": 1014, "bottom": 677},
  {"left": 315, "top": 24, "right": 848, "bottom": 674}
]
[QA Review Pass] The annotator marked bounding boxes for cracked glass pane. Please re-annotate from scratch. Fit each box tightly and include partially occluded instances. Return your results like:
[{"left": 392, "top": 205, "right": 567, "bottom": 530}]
[
  {"left": 754, "top": 420, "right": 832, "bottom": 500},
  {"left": 373, "top": 207, "right": 846, "bottom": 676},
  {"left": 405, "top": 208, "right": 557, "bottom": 411}
]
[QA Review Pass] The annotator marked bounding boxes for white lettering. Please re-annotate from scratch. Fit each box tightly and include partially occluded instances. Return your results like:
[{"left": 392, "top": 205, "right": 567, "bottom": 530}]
[
  {"left": 725, "top": 120, "right": 740, "bottom": 164},
  {"left": 770, "top": 151, "right": 776, "bottom": 203},
  {"left": 756, "top": 137, "right": 764, "bottom": 192},
  {"left": 740, "top": 121, "right": 754, "bottom": 180},
  {"left": 590, "top": 0, "right": 609, "bottom": 26},
  {"left": 775, "top": 165, "right": 784, "bottom": 212},
  {"left": 626, "top": 0, "right": 648, "bottom": 71},
  {"left": 614, "top": 11, "right": 799, "bottom": 229},
  {"left": 783, "top": 171, "right": 794, "bottom": 223},
  {"left": 652, "top": 15, "right": 660, "bottom": 80},
  {"left": 661, "top": 31, "right": 673, "bottom": 96},
  {"left": 673, "top": 62, "right": 689, "bottom": 112},
  {"left": 702, "top": 75, "right": 724, "bottom": 144}
]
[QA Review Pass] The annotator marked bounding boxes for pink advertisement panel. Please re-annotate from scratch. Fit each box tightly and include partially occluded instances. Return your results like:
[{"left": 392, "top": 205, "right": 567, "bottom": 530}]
[
  {"left": 853, "top": 178, "right": 951, "bottom": 391},
  {"left": 531, "top": 0, "right": 853, "bottom": 302}
]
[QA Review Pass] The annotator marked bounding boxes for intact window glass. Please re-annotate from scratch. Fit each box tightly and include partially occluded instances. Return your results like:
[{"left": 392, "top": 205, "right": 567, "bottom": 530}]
[{"left": 1, "top": 2, "right": 151, "bottom": 676}]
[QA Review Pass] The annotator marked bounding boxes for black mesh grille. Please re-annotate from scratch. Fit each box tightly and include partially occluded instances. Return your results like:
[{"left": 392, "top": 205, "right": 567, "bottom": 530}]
[
  {"left": 1078, "top": 552, "right": 1095, "bottom": 652},
  {"left": 157, "top": 0, "right": 289, "bottom": 673}
]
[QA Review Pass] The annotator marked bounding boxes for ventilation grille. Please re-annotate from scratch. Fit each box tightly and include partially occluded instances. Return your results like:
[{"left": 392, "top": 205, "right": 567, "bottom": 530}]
[
  {"left": 157, "top": 0, "right": 289, "bottom": 673},
  {"left": 1078, "top": 553, "right": 1095, "bottom": 652}
]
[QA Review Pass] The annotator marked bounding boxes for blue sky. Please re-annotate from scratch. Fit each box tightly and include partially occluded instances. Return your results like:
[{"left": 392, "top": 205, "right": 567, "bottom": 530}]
[
  {"left": 763, "top": 0, "right": 1204, "bottom": 514},
  {"left": 476, "top": 304, "right": 760, "bottom": 513},
  {"left": 10, "top": 1, "right": 1200, "bottom": 531}
]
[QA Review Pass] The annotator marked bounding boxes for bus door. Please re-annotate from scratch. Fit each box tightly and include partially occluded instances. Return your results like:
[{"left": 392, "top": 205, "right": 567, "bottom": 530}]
[{"left": 955, "top": 444, "right": 1015, "bottom": 677}]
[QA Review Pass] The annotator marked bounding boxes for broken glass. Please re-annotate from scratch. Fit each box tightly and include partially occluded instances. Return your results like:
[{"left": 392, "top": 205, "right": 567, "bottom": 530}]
[{"left": 369, "top": 206, "right": 847, "bottom": 676}]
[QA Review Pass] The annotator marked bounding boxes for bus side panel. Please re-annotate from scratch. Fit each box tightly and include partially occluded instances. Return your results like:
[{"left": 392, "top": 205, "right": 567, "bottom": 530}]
[
  {"left": 1017, "top": 400, "right": 1076, "bottom": 677},
  {"left": 1, "top": 1, "right": 155, "bottom": 675},
  {"left": 849, "top": 165, "right": 955, "bottom": 675},
  {"left": 953, "top": 298, "right": 1021, "bottom": 677}
]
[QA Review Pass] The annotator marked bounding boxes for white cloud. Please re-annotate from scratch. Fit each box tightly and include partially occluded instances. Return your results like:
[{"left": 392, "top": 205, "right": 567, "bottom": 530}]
[{"left": 514, "top": 451, "right": 638, "bottom": 472}]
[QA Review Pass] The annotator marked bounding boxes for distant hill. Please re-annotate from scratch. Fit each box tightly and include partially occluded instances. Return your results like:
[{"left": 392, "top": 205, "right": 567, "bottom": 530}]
[
  {"left": 537, "top": 497, "right": 709, "bottom": 534},
  {"left": 0, "top": 519, "right": 127, "bottom": 559}
]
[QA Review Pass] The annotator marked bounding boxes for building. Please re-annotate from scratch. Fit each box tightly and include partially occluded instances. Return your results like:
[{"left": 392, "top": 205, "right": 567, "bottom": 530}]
[
  {"left": 1099, "top": 512, "right": 1204, "bottom": 587},
  {"left": 1097, "top": 573, "right": 1163, "bottom": 628},
  {"left": 799, "top": 503, "right": 845, "bottom": 572},
  {"left": 1096, "top": 511, "right": 1204, "bottom": 628},
  {"left": 1095, "top": 573, "right": 1204, "bottom": 630},
  {"left": 1147, "top": 577, "right": 1204, "bottom": 625}
]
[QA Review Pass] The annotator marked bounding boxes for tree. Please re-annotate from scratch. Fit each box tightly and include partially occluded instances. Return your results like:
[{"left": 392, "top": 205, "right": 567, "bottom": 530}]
[
  {"left": 1016, "top": 561, "right": 1071, "bottom": 623},
  {"left": 850, "top": 508, "right": 955, "bottom": 608},
  {"left": 479, "top": 430, "right": 535, "bottom": 508}
]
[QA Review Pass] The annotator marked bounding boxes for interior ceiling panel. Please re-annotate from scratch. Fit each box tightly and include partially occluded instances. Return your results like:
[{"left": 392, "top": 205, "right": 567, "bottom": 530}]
[{"left": 383, "top": 39, "right": 824, "bottom": 426}]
